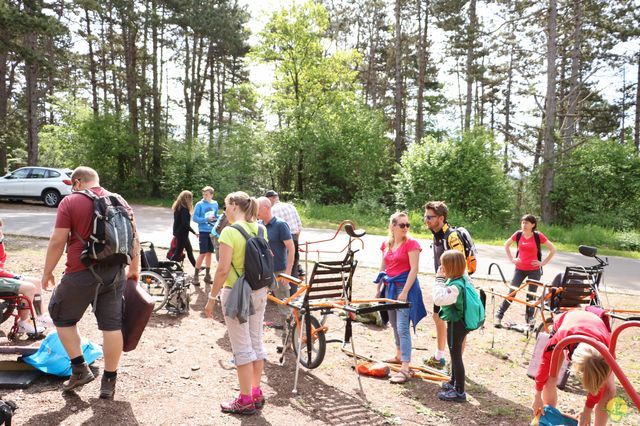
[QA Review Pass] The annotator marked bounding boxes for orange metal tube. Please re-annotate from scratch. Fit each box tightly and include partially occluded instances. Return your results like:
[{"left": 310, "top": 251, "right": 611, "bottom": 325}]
[{"left": 609, "top": 320, "right": 640, "bottom": 357}]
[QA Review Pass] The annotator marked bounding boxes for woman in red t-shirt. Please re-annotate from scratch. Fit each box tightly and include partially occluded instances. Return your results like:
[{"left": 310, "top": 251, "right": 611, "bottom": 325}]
[
  {"left": 374, "top": 212, "right": 427, "bottom": 383},
  {"left": 495, "top": 214, "right": 556, "bottom": 327}
]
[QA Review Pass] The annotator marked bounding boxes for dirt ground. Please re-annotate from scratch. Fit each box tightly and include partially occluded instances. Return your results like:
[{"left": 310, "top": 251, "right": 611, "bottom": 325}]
[{"left": 1, "top": 236, "right": 639, "bottom": 425}]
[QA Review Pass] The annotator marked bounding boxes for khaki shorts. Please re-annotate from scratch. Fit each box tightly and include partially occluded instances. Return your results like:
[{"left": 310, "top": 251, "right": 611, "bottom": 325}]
[
  {"left": 221, "top": 286, "right": 268, "bottom": 366},
  {"left": 0, "top": 278, "right": 21, "bottom": 295},
  {"left": 48, "top": 265, "right": 124, "bottom": 331}
]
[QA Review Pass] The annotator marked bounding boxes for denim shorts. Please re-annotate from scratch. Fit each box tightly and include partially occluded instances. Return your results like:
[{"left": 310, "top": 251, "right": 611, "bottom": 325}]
[
  {"left": 198, "top": 233, "right": 214, "bottom": 253},
  {"left": 48, "top": 264, "right": 124, "bottom": 331}
]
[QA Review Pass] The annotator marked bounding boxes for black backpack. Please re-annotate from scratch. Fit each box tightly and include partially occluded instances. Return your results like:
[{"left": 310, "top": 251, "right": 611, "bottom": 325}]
[
  {"left": 76, "top": 189, "right": 135, "bottom": 268},
  {"left": 230, "top": 224, "right": 275, "bottom": 290}
]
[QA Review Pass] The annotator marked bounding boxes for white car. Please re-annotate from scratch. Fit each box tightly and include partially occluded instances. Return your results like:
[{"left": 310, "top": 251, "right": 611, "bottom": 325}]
[{"left": 0, "top": 167, "right": 73, "bottom": 207}]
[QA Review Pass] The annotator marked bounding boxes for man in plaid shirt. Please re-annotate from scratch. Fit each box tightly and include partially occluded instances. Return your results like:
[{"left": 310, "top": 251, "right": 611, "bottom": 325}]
[{"left": 265, "top": 190, "right": 303, "bottom": 280}]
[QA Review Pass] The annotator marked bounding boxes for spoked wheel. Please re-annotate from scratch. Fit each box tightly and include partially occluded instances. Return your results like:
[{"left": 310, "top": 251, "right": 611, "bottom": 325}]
[
  {"left": 0, "top": 300, "right": 15, "bottom": 325},
  {"left": 291, "top": 314, "right": 327, "bottom": 369},
  {"left": 139, "top": 271, "right": 170, "bottom": 312}
]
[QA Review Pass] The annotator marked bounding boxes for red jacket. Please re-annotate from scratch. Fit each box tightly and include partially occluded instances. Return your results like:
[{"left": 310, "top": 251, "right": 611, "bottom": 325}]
[
  {"left": 535, "top": 310, "right": 611, "bottom": 408},
  {"left": 0, "top": 242, "right": 16, "bottom": 279}
]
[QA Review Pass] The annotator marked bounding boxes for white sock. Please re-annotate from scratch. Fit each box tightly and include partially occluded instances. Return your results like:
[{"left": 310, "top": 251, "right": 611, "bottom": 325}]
[{"left": 435, "top": 350, "right": 446, "bottom": 360}]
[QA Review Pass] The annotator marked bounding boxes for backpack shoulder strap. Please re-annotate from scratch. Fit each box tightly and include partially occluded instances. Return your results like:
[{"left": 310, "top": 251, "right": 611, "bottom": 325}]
[
  {"left": 231, "top": 223, "right": 251, "bottom": 240},
  {"left": 533, "top": 231, "right": 542, "bottom": 261},
  {"left": 515, "top": 230, "right": 522, "bottom": 243}
]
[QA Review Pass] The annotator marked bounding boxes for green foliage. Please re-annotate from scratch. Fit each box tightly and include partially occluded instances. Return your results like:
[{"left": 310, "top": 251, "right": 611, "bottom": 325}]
[
  {"left": 394, "top": 128, "right": 513, "bottom": 225},
  {"left": 553, "top": 139, "right": 640, "bottom": 229}
]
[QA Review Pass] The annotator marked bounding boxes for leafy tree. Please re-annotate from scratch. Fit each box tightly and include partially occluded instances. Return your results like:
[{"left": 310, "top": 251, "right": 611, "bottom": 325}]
[{"left": 394, "top": 128, "right": 513, "bottom": 223}]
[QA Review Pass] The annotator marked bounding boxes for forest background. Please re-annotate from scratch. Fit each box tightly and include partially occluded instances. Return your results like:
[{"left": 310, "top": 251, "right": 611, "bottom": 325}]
[{"left": 1, "top": 0, "right": 640, "bottom": 255}]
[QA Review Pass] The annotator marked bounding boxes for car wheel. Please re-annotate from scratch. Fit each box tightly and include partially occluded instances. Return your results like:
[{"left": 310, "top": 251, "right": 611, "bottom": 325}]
[{"left": 43, "top": 189, "right": 61, "bottom": 207}]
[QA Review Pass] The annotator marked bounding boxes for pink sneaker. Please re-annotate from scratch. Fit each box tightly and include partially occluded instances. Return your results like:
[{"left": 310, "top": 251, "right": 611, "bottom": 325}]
[
  {"left": 220, "top": 395, "right": 256, "bottom": 415},
  {"left": 253, "top": 392, "right": 265, "bottom": 409}
]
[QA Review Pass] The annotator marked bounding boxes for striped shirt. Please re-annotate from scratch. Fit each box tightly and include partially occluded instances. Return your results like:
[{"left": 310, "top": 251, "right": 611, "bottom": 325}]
[{"left": 271, "top": 202, "right": 302, "bottom": 235}]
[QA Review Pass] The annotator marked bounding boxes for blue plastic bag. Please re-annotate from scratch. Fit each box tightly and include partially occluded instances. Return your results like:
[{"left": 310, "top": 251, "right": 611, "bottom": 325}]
[
  {"left": 22, "top": 331, "right": 103, "bottom": 377},
  {"left": 538, "top": 405, "right": 578, "bottom": 426}
]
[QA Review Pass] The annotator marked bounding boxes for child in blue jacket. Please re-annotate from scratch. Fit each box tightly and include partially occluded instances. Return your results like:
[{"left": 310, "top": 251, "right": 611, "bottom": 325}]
[{"left": 192, "top": 186, "right": 219, "bottom": 285}]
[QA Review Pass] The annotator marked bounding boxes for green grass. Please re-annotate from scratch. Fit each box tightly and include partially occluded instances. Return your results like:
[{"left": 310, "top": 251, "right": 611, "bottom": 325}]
[{"left": 128, "top": 198, "right": 640, "bottom": 259}]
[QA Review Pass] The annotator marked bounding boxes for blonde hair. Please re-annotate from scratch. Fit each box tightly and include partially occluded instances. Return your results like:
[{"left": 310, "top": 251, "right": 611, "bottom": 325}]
[
  {"left": 0, "top": 217, "right": 3, "bottom": 227},
  {"left": 387, "top": 212, "right": 408, "bottom": 250},
  {"left": 225, "top": 191, "right": 258, "bottom": 222},
  {"left": 201, "top": 186, "right": 214, "bottom": 195},
  {"left": 71, "top": 166, "right": 100, "bottom": 185},
  {"left": 571, "top": 343, "right": 611, "bottom": 395},
  {"left": 172, "top": 190, "right": 194, "bottom": 213},
  {"left": 440, "top": 250, "right": 466, "bottom": 279}
]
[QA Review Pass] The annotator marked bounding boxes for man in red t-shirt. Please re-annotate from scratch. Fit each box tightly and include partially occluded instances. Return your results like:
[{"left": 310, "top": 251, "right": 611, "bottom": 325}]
[{"left": 41, "top": 166, "right": 140, "bottom": 400}]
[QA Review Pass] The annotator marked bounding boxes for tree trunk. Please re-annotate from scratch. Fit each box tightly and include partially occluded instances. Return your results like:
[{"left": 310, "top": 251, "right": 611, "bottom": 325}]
[
  {"left": 151, "top": 0, "right": 162, "bottom": 196},
  {"left": 541, "top": 0, "right": 558, "bottom": 224},
  {"left": 24, "top": 28, "right": 39, "bottom": 166},
  {"left": 0, "top": 52, "right": 9, "bottom": 173},
  {"left": 503, "top": 45, "right": 514, "bottom": 173},
  {"left": 393, "top": 0, "right": 404, "bottom": 161},
  {"left": 109, "top": 8, "right": 120, "bottom": 115},
  {"left": 183, "top": 32, "right": 193, "bottom": 142},
  {"left": 85, "top": 6, "right": 99, "bottom": 116},
  {"left": 415, "top": 0, "right": 429, "bottom": 143},
  {"left": 99, "top": 9, "right": 109, "bottom": 110},
  {"left": 560, "top": 0, "right": 582, "bottom": 148},
  {"left": 208, "top": 53, "right": 216, "bottom": 152},
  {"left": 464, "top": 0, "right": 477, "bottom": 132},
  {"left": 635, "top": 52, "right": 639, "bottom": 152}
]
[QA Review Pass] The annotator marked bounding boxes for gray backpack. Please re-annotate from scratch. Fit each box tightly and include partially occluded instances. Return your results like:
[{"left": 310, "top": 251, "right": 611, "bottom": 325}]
[{"left": 76, "top": 189, "right": 135, "bottom": 268}]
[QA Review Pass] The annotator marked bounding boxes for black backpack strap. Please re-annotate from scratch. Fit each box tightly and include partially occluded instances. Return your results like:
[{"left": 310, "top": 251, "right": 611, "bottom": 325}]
[
  {"left": 515, "top": 231, "right": 522, "bottom": 259},
  {"left": 534, "top": 231, "right": 542, "bottom": 261}
]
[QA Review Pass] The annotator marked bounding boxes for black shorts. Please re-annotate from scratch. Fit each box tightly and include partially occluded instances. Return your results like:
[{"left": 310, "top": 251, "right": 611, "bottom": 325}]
[
  {"left": 199, "top": 232, "right": 214, "bottom": 253},
  {"left": 433, "top": 304, "right": 441, "bottom": 314},
  {"left": 48, "top": 265, "right": 124, "bottom": 331}
]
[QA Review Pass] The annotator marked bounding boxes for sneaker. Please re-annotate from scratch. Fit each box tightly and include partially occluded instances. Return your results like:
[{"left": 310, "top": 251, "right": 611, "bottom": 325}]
[
  {"left": 494, "top": 316, "right": 503, "bottom": 329},
  {"left": 99, "top": 375, "right": 117, "bottom": 400},
  {"left": 253, "top": 393, "right": 265, "bottom": 409},
  {"left": 63, "top": 362, "right": 95, "bottom": 392},
  {"left": 17, "top": 319, "right": 37, "bottom": 334},
  {"left": 441, "top": 381, "right": 454, "bottom": 392},
  {"left": 204, "top": 273, "right": 212, "bottom": 285},
  {"left": 437, "top": 388, "right": 467, "bottom": 402},
  {"left": 36, "top": 314, "right": 54, "bottom": 328},
  {"left": 220, "top": 395, "right": 256, "bottom": 415},
  {"left": 424, "top": 356, "right": 446, "bottom": 369},
  {"left": 191, "top": 277, "right": 200, "bottom": 287}
]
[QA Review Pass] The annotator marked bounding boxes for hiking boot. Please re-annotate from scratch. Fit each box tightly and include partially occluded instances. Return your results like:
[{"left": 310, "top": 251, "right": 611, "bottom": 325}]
[
  {"left": 424, "top": 356, "right": 446, "bottom": 369},
  {"left": 192, "top": 269, "right": 201, "bottom": 287},
  {"left": 17, "top": 319, "right": 37, "bottom": 334},
  {"left": 220, "top": 395, "right": 256, "bottom": 415},
  {"left": 62, "top": 362, "right": 95, "bottom": 392},
  {"left": 204, "top": 268, "right": 212, "bottom": 285},
  {"left": 99, "top": 375, "right": 117, "bottom": 400},
  {"left": 438, "top": 389, "right": 467, "bottom": 402}
]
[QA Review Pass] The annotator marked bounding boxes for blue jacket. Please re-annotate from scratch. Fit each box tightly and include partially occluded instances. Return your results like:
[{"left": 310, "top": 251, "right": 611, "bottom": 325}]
[
  {"left": 376, "top": 271, "right": 428, "bottom": 331},
  {"left": 193, "top": 199, "right": 219, "bottom": 233}
]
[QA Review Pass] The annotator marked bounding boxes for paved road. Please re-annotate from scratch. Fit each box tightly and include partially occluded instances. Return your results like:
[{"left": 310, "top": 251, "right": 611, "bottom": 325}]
[{"left": 1, "top": 202, "right": 639, "bottom": 292}]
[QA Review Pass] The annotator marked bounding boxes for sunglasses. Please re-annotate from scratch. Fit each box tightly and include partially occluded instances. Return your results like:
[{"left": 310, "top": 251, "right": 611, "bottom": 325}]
[
  {"left": 424, "top": 215, "right": 438, "bottom": 221},
  {"left": 396, "top": 223, "right": 410, "bottom": 229}
]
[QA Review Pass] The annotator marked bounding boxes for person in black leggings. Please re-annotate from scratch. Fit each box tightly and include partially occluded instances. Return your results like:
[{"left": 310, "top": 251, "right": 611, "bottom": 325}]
[
  {"left": 432, "top": 250, "right": 472, "bottom": 402},
  {"left": 171, "top": 190, "right": 197, "bottom": 267}
]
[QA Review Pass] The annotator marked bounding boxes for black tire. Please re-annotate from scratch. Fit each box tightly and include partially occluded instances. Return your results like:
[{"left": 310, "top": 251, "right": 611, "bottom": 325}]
[
  {"left": 139, "top": 271, "right": 170, "bottom": 312},
  {"left": 42, "top": 189, "right": 61, "bottom": 207},
  {"left": 535, "top": 317, "right": 555, "bottom": 338},
  {"left": 0, "top": 300, "right": 15, "bottom": 325},
  {"left": 291, "top": 314, "right": 326, "bottom": 369}
]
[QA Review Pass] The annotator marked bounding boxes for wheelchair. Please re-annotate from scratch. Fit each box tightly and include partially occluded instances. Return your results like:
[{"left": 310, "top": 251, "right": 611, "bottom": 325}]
[
  {"left": 138, "top": 241, "right": 190, "bottom": 314},
  {"left": 0, "top": 283, "right": 44, "bottom": 340}
]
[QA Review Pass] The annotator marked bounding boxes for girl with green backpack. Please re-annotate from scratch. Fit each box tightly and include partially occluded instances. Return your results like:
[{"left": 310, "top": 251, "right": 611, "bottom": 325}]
[{"left": 433, "top": 250, "right": 485, "bottom": 402}]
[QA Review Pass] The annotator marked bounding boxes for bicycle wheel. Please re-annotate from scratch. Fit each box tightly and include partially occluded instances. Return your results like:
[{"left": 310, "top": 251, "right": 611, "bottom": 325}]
[
  {"left": 291, "top": 314, "right": 326, "bottom": 369},
  {"left": 139, "top": 271, "right": 170, "bottom": 312}
]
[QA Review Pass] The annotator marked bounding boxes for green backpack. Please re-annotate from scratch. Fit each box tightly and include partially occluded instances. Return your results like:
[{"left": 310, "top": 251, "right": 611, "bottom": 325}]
[{"left": 460, "top": 277, "right": 485, "bottom": 331}]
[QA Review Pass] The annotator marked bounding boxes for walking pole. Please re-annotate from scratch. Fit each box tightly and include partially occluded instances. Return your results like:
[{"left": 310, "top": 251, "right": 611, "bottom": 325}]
[{"left": 491, "top": 290, "right": 496, "bottom": 350}]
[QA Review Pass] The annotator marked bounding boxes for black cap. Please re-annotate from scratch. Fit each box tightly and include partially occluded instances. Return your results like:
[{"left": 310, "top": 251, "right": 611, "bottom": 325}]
[{"left": 265, "top": 190, "right": 278, "bottom": 198}]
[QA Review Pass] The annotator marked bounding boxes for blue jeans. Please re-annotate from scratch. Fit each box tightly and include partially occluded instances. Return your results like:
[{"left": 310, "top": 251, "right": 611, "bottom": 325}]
[{"left": 387, "top": 285, "right": 411, "bottom": 362}]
